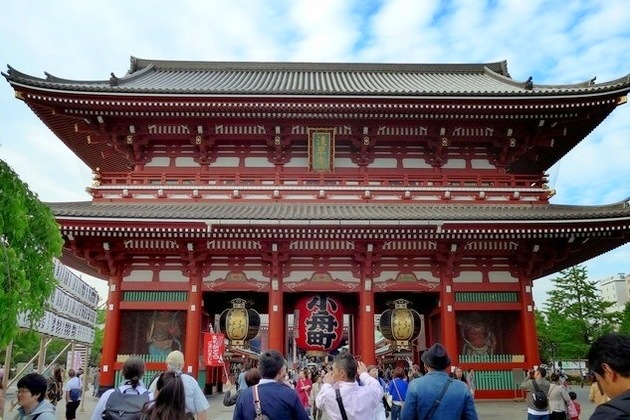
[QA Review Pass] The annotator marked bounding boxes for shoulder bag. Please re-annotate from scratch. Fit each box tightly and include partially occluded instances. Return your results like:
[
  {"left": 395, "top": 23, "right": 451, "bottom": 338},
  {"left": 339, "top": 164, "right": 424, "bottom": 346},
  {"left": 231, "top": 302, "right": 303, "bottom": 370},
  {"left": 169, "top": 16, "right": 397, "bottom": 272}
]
[
  {"left": 335, "top": 388, "right": 349, "bottom": 420},
  {"left": 424, "top": 378, "right": 453, "bottom": 420},
  {"left": 253, "top": 385, "right": 270, "bottom": 420},
  {"left": 393, "top": 379, "right": 404, "bottom": 407}
]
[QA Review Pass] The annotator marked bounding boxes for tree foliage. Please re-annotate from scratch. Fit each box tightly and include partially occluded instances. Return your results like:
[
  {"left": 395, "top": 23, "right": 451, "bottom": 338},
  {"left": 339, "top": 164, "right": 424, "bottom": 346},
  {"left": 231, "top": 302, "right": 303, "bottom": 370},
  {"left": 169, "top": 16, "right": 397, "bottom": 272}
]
[
  {"left": 619, "top": 301, "right": 630, "bottom": 335},
  {"left": 539, "top": 265, "right": 620, "bottom": 359},
  {"left": 0, "top": 159, "right": 63, "bottom": 346},
  {"left": 89, "top": 307, "right": 106, "bottom": 366},
  {"left": 0, "top": 330, "right": 69, "bottom": 364}
]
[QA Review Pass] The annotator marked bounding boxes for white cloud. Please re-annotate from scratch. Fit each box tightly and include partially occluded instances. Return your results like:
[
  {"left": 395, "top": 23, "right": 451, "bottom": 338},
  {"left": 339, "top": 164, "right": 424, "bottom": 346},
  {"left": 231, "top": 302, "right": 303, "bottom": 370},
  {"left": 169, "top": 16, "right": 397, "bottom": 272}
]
[{"left": 1, "top": 0, "right": 629, "bottom": 305}]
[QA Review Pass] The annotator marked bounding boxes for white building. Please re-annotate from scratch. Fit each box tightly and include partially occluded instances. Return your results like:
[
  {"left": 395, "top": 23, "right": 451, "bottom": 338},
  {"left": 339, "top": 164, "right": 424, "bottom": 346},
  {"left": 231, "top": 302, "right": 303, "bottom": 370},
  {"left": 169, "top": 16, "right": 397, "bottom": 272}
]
[{"left": 599, "top": 272, "right": 630, "bottom": 312}]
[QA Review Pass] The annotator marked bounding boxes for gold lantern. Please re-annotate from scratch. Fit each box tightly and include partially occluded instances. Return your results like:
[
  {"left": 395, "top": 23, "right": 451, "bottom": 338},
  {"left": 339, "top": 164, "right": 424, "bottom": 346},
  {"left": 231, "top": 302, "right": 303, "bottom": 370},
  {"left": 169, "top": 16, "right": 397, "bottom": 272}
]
[
  {"left": 378, "top": 299, "right": 422, "bottom": 350},
  {"left": 219, "top": 298, "right": 261, "bottom": 348}
]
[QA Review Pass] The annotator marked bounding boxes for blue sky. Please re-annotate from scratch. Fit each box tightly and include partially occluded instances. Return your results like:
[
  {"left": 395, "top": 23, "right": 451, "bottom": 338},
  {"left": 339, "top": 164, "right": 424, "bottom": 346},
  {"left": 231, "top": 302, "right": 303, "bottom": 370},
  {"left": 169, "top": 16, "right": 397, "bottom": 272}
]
[{"left": 1, "top": 0, "right": 629, "bottom": 306}]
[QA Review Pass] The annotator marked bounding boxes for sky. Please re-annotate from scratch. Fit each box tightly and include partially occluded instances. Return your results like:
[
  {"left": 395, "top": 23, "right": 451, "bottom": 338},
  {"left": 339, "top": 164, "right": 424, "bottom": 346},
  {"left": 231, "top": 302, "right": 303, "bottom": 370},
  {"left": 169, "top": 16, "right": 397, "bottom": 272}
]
[{"left": 1, "top": 0, "right": 629, "bottom": 308}]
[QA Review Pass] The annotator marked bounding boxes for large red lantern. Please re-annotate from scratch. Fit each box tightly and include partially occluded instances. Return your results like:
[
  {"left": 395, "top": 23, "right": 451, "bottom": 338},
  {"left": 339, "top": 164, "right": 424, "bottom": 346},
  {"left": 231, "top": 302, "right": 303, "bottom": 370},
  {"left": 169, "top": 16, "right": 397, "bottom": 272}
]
[{"left": 294, "top": 294, "right": 344, "bottom": 355}]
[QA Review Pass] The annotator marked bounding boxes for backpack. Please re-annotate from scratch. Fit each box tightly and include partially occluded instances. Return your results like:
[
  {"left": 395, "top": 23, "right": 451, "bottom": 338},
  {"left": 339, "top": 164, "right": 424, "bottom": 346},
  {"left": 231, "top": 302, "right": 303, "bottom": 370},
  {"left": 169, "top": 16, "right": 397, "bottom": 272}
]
[
  {"left": 102, "top": 388, "right": 150, "bottom": 420},
  {"left": 530, "top": 380, "right": 548, "bottom": 410},
  {"left": 568, "top": 400, "right": 578, "bottom": 418},
  {"left": 69, "top": 388, "right": 82, "bottom": 402}
]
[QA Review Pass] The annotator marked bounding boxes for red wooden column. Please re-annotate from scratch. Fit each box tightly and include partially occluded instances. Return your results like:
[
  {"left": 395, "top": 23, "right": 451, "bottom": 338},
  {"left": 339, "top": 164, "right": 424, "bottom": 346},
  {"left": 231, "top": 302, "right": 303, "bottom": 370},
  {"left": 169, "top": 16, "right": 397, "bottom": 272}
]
[
  {"left": 267, "top": 244, "right": 285, "bottom": 351},
  {"left": 358, "top": 245, "right": 376, "bottom": 365},
  {"left": 100, "top": 271, "right": 123, "bottom": 390},
  {"left": 184, "top": 269, "right": 203, "bottom": 377},
  {"left": 519, "top": 275, "right": 540, "bottom": 365},
  {"left": 440, "top": 272, "right": 458, "bottom": 364}
]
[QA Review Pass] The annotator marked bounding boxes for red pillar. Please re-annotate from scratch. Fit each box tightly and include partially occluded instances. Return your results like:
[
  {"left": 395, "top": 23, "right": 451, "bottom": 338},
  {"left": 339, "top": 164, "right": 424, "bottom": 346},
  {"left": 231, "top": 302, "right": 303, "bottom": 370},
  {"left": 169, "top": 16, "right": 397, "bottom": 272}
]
[
  {"left": 358, "top": 289, "right": 376, "bottom": 364},
  {"left": 268, "top": 246, "right": 285, "bottom": 352},
  {"left": 440, "top": 273, "right": 458, "bottom": 365},
  {"left": 358, "top": 247, "right": 375, "bottom": 365},
  {"left": 100, "top": 272, "right": 122, "bottom": 390},
  {"left": 184, "top": 272, "right": 203, "bottom": 377},
  {"left": 520, "top": 276, "right": 540, "bottom": 365},
  {"left": 268, "top": 287, "right": 284, "bottom": 351}
]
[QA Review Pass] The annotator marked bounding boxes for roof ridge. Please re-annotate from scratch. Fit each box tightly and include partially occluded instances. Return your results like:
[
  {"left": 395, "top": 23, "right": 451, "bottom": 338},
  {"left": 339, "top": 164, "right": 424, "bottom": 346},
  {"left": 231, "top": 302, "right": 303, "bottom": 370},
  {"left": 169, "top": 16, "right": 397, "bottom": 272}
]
[{"left": 129, "top": 56, "right": 509, "bottom": 75}]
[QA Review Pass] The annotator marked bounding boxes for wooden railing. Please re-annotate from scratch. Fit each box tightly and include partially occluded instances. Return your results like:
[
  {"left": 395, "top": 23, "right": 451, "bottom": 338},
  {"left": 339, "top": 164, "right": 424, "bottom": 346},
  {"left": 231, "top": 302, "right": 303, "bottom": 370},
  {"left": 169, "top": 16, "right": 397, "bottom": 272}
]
[{"left": 95, "top": 171, "right": 545, "bottom": 189}]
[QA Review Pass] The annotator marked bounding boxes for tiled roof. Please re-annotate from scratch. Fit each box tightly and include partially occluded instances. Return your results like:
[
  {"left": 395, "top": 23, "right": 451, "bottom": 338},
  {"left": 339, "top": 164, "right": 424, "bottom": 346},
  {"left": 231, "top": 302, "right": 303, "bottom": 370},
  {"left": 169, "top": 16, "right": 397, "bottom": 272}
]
[
  {"left": 5, "top": 57, "right": 630, "bottom": 97},
  {"left": 49, "top": 200, "right": 630, "bottom": 222}
]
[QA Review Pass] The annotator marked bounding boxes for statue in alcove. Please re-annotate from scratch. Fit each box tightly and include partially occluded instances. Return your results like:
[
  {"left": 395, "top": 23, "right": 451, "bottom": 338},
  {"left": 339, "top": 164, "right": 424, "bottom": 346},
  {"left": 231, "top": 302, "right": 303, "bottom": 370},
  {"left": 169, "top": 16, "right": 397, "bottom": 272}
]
[{"left": 458, "top": 312, "right": 497, "bottom": 356}]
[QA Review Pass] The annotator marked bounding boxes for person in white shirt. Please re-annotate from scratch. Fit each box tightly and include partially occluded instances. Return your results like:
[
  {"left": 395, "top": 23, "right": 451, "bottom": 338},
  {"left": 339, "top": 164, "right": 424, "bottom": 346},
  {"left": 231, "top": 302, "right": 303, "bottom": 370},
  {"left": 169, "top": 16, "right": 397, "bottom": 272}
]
[
  {"left": 316, "top": 353, "right": 383, "bottom": 420},
  {"left": 63, "top": 369, "right": 82, "bottom": 420}
]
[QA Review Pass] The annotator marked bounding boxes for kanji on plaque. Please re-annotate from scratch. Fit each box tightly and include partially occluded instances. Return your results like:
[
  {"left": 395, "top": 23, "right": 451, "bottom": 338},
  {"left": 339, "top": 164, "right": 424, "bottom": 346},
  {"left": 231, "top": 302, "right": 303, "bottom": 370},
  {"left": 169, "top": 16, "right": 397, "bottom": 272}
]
[{"left": 203, "top": 332, "right": 225, "bottom": 366}]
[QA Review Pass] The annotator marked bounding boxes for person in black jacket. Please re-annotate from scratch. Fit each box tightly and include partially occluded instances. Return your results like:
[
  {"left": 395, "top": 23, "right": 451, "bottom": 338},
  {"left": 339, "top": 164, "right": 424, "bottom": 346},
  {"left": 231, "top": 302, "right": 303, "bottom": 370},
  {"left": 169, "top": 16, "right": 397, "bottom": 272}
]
[
  {"left": 233, "top": 350, "right": 309, "bottom": 420},
  {"left": 588, "top": 333, "right": 630, "bottom": 419}
]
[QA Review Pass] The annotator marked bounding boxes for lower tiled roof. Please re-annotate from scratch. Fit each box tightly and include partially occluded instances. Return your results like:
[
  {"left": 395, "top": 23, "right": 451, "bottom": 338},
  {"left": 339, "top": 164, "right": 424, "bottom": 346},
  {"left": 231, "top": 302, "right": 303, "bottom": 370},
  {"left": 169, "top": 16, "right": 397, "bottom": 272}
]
[{"left": 49, "top": 200, "right": 630, "bottom": 222}]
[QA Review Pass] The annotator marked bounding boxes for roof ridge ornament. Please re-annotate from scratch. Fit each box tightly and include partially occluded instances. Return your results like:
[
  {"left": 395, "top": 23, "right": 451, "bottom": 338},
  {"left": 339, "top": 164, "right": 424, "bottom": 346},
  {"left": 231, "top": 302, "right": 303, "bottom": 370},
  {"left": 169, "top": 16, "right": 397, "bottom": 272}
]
[
  {"left": 524, "top": 76, "right": 533, "bottom": 90},
  {"left": 109, "top": 72, "right": 118, "bottom": 87}
]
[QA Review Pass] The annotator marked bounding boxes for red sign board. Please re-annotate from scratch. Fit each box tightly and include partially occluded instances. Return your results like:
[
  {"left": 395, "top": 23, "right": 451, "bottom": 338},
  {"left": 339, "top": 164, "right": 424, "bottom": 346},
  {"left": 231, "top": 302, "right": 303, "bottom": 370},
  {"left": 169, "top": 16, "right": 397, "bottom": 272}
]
[{"left": 203, "top": 332, "right": 225, "bottom": 366}]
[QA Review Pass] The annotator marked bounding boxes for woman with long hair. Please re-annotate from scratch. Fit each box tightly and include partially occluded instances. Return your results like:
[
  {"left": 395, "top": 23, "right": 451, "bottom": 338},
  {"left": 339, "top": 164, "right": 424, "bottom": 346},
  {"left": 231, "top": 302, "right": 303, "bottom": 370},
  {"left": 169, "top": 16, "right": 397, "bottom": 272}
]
[
  {"left": 46, "top": 366, "right": 63, "bottom": 406},
  {"left": 142, "top": 371, "right": 188, "bottom": 420},
  {"left": 91, "top": 357, "right": 152, "bottom": 420},
  {"left": 296, "top": 369, "right": 312, "bottom": 416}
]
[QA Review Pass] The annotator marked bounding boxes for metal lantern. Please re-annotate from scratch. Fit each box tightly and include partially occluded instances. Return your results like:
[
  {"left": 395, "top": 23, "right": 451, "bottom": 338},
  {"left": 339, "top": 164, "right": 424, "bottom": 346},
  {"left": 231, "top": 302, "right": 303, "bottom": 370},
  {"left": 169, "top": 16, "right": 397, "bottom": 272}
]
[
  {"left": 294, "top": 294, "right": 344, "bottom": 356},
  {"left": 219, "top": 298, "right": 261, "bottom": 348},
  {"left": 378, "top": 299, "right": 422, "bottom": 350}
]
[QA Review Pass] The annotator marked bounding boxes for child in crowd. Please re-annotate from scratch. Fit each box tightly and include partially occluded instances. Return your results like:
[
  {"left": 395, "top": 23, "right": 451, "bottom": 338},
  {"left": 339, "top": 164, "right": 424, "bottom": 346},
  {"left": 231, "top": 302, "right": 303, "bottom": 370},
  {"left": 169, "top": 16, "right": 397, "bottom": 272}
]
[{"left": 568, "top": 391, "right": 581, "bottom": 420}]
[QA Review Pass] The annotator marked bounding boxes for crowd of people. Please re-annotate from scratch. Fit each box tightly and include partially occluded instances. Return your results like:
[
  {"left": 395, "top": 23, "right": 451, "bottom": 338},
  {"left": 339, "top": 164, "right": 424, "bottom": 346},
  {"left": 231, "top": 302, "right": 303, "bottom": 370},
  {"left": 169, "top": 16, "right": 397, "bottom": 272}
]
[
  {"left": 2, "top": 332, "right": 630, "bottom": 419},
  {"left": 227, "top": 343, "right": 477, "bottom": 420}
]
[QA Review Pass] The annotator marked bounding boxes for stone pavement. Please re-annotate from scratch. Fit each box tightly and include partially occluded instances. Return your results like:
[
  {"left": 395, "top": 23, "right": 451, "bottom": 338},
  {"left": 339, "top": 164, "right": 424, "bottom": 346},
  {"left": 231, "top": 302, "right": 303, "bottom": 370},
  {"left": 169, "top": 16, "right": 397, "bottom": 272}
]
[{"left": 3, "top": 382, "right": 597, "bottom": 419}]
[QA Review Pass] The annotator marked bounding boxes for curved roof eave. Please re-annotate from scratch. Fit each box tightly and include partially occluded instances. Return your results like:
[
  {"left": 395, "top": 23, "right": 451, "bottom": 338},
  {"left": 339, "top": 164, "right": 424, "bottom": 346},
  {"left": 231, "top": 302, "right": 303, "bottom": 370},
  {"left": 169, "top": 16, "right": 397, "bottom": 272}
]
[
  {"left": 6, "top": 60, "right": 630, "bottom": 98},
  {"left": 47, "top": 199, "right": 630, "bottom": 224}
]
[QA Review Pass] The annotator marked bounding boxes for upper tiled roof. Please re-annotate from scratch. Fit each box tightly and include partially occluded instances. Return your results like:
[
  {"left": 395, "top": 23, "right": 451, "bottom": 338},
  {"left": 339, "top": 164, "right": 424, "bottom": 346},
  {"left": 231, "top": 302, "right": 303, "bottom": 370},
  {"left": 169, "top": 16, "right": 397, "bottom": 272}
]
[
  {"left": 49, "top": 200, "right": 630, "bottom": 222},
  {"left": 5, "top": 57, "right": 630, "bottom": 97}
]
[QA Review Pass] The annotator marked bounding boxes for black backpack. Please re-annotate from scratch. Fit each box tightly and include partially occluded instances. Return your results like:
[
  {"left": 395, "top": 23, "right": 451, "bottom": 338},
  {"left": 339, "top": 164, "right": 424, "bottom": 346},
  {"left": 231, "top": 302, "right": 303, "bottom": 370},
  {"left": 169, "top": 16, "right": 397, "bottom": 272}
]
[
  {"left": 102, "top": 388, "right": 150, "bottom": 420},
  {"left": 531, "top": 380, "right": 548, "bottom": 410}
]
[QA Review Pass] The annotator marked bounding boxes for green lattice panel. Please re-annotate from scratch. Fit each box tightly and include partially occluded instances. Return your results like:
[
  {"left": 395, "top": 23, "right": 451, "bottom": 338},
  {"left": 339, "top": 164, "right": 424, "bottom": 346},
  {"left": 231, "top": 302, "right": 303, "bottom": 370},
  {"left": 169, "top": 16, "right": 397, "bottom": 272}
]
[
  {"left": 114, "top": 369, "right": 163, "bottom": 387},
  {"left": 122, "top": 291, "right": 188, "bottom": 302},
  {"left": 459, "top": 354, "right": 524, "bottom": 363},
  {"left": 455, "top": 292, "right": 519, "bottom": 303},
  {"left": 475, "top": 370, "right": 519, "bottom": 391}
]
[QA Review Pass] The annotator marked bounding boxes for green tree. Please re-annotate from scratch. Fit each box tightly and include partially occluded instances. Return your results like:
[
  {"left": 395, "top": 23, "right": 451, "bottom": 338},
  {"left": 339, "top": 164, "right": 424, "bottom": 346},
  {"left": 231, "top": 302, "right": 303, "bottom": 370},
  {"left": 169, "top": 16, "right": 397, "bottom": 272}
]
[
  {"left": 0, "top": 159, "right": 63, "bottom": 346},
  {"left": 2, "top": 330, "right": 69, "bottom": 365},
  {"left": 89, "top": 307, "right": 106, "bottom": 366},
  {"left": 542, "top": 265, "right": 620, "bottom": 359},
  {"left": 619, "top": 301, "right": 630, "bottom": 334}
]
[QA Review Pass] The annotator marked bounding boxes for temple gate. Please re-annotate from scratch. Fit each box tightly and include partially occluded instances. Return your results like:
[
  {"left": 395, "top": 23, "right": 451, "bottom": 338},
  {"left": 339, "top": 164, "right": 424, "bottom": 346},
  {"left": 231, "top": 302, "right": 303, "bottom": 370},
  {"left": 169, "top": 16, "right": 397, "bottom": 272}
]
[{"left": 5, "top": 58, "right": 630, "bottom": 398}]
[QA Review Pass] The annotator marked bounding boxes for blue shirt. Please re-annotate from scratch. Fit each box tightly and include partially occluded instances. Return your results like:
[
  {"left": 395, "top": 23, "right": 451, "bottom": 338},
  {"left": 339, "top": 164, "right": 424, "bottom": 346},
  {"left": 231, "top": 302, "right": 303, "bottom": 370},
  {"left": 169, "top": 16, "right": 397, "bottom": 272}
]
[
  {"left": 388, "top": 378, "right": 408, "bottom": 402},
  {"left": 401, "top": 371, "right": 478, "bottom": 420},
  {"left": 234, "top": 381, "right": 310, "bottom": 420}
]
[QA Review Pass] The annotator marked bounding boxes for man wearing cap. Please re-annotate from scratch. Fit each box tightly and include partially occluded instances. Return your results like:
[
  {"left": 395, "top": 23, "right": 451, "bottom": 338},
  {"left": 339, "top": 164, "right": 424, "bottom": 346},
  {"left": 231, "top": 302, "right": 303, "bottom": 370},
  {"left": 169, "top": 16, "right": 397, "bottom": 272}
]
[
  {"left": 401, "top": 343, "right": 477, "bottom": 420},
  {"left": 150, "top": 350, "right": 210, "bottom": 420}
]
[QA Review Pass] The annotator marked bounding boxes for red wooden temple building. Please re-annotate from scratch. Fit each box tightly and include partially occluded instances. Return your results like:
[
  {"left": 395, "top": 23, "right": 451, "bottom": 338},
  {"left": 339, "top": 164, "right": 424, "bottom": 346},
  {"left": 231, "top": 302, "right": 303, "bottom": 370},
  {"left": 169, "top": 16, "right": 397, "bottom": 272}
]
[{"left": 5, "top": 58, "right": 630, "bottom": 398}]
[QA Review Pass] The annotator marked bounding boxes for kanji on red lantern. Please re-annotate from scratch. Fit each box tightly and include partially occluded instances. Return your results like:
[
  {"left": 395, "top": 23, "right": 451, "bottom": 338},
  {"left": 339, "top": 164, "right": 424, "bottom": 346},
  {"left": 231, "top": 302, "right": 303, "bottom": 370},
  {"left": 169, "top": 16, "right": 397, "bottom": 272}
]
[{"left": 295, "top": 294, "right": 344, "bottom": 354}]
